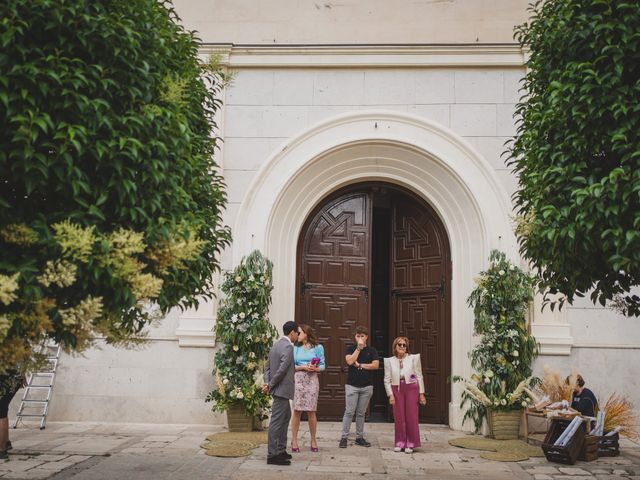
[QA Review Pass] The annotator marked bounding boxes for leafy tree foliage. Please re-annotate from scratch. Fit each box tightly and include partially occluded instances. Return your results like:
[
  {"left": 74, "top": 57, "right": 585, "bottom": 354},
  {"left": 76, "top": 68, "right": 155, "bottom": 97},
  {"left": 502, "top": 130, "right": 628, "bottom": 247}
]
[
  {"left": 509, "top": 0, "right": 640, "bottom": 315},
  {"left": 0, "top": 0, "right": 231, "bottom": 373}
]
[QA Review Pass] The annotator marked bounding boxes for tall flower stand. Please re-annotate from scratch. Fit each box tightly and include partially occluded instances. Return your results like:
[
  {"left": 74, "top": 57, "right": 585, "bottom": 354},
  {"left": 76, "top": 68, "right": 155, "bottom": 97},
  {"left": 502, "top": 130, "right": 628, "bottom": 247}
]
[{"left": 488, "top": 409, "right": 522, "bottom": 440}]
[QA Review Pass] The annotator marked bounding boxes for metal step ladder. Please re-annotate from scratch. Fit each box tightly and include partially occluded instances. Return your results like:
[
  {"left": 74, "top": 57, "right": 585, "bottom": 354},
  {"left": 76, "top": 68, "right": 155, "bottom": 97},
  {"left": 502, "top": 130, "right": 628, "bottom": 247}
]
[{"left": 13, "top": 342, "right": 61, "bottom": 430}]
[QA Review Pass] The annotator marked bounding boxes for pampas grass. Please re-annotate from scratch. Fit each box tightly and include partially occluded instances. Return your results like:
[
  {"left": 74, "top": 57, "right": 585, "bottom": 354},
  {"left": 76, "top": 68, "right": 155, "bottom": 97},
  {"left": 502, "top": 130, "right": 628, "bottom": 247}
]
[
  {"left": 602, "top": 393, "right": 638, "bottom": 440},
  {"left": 462, "top": 380, "right": 492, "bottom": 407},
  {"left": 537, "top": 365, "right": 577, "bottom": 402}
]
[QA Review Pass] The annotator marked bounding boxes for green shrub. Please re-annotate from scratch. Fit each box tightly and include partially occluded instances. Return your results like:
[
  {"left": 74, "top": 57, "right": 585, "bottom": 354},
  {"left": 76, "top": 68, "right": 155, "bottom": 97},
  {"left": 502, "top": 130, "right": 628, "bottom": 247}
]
[
  {"left": 509, "top": 0, "right": 640, "bottom": 316},
  {"left": 0, "top": 0, "right": 231, "bottom": 373}
]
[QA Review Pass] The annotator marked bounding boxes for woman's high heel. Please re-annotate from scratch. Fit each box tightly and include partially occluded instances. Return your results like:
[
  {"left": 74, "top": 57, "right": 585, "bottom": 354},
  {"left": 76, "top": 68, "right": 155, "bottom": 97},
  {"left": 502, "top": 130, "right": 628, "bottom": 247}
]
[{"left": 291, "top": 444, "right": 300, "bottom": 453}]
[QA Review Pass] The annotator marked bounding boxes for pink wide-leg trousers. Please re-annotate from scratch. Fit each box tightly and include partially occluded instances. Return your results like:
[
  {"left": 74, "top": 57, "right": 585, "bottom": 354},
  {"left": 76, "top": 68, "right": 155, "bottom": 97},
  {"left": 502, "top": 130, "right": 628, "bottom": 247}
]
[{"left": 392, "top": 380, "right": 421, "bottom": 449}]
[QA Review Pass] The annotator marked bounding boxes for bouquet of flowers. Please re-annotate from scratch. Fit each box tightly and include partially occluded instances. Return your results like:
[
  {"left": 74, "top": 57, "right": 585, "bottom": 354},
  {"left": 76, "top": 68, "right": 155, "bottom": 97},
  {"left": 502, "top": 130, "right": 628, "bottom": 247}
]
[
  {"left": 453, "top": 250, "right": 539, "bottom": 432},
  {"left": 205, "top": 250, "right": 278, "bottom": 420}
]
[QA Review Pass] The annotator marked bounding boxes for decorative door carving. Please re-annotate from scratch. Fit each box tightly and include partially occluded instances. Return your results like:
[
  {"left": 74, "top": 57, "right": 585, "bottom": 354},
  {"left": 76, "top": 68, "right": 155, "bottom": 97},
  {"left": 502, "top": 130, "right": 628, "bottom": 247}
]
[
  {"left": 297, "top": 192, "right": 371, "bottom": 420},
  {"left": 296, "top": 184, "right": 451, "bottom": 424},
  {"left": 391, "top": 195, "right": 451, "bottom": 424}
]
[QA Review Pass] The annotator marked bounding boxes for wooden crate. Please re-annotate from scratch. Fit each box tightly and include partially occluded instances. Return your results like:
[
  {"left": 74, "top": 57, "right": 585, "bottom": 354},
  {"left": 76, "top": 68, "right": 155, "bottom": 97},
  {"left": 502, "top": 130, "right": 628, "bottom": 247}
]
[
  {"left": 579, "top": 434, "right": 599, "bottom": 462},
  {"left": 598, "top": 431, "right": 620, "bottom": 457},
  {"left": 542, "top": 418, "right": 586, "bottom": 465}
]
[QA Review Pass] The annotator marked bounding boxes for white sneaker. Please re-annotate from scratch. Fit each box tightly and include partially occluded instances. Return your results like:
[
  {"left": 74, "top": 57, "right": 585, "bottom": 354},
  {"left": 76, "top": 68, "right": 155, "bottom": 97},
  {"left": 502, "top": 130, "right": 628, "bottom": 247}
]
[
  {"left": 393, "top": 447, "right": 402, "bottom": 452},
  {"left": 405, "top": 448, "right": 413, "bottom": 454}
]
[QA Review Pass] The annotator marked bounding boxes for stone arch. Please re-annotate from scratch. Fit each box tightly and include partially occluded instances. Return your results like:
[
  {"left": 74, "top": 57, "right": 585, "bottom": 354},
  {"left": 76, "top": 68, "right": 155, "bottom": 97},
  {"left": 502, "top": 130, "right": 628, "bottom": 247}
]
[{"left": 232, "top": 110, "right": 516, "bottom": 428}]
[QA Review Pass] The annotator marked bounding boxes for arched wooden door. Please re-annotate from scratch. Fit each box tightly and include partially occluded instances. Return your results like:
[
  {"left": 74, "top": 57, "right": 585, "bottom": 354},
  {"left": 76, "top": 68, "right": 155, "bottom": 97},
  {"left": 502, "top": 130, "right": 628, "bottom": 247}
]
[
  {"left": 295, "top": 183, "right": 451, "bottom": 424},
  {"left": 390, "top": 194, "right": 451, "bottom": 424}
]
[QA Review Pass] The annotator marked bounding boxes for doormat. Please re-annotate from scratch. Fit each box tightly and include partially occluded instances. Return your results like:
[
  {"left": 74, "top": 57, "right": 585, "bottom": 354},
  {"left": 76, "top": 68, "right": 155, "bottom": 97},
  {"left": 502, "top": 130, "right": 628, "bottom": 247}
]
[
  {"left": 449, "top": 436, "right": 544, "bottom": 462},
  {"left": 201, "top": 431, "right": 268, "bottom": 458}
]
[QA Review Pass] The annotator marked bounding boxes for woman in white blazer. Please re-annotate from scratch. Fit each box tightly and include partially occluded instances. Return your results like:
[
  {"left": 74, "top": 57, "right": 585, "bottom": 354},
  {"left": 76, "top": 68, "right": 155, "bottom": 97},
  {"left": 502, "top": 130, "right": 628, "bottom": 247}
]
[{"left": 383, "top": 337, "right": 427, "bottom": 453}]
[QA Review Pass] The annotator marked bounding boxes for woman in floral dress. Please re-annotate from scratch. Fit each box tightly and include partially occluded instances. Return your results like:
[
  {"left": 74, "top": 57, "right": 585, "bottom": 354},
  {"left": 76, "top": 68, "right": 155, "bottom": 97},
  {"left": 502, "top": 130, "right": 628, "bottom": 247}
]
[{"left": 291, "top": 324, "right": 325, "bottom": 453}]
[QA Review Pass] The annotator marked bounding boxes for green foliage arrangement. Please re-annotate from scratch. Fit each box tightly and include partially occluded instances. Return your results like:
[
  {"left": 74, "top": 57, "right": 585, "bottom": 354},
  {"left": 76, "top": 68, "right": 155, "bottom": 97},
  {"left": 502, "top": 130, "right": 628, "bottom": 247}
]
[
  {"left": 454, "top": 250, "right": 539, "bottom": 432},
  {"left": 509, "top": 0, "right": 640, "bottom": 316},
  {"left": 0, "top": 0, "right": 231, "bottom": 374},
  {"left": 206, "top": 251, "right": 278, "bottom": 420}
]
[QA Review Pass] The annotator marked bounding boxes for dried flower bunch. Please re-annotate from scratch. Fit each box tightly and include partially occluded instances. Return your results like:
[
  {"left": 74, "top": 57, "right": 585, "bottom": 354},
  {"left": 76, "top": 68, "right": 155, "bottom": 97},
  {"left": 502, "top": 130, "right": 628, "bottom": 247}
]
[
  {"left": 602, "top": 393, "right": 639, "bottom": 440},
  {"left": 535, "top": 365, "right": 578, "bottom": 403}
]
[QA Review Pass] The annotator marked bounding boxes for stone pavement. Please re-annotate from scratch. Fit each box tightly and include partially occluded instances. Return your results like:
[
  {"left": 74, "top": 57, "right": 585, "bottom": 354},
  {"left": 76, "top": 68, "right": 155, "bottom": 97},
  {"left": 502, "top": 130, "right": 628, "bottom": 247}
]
[{"left": 1, "top": 421, "right": 639, "bottom": 479}]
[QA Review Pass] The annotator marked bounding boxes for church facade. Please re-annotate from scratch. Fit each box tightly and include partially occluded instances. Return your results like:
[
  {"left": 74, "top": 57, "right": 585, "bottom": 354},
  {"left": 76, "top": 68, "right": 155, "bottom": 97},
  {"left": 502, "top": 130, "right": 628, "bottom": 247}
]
[{"left": 36, "top": 1, "right": 639, "bottom": 428}]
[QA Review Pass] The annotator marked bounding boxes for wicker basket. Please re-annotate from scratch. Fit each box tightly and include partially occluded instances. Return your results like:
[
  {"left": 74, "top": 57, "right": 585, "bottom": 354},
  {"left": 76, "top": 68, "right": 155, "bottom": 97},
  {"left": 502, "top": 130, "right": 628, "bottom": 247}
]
[
  {"left": 226, "top": 404, "right": 253, "bottom": 432},
  {"left": 488, "top": 409, "right": 522, "bottom": 440}
]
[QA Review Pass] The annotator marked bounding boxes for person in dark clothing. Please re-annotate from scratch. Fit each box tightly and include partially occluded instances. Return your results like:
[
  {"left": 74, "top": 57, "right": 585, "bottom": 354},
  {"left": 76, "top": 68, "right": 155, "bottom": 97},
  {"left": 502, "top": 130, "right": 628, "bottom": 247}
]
[
  {"left": 1, "top": 372, "right": 25, "bottom": 462},
  {"left": 571, "top": 374, "right": 598, "bottom": 417},
  {"left": 339, "top": 325, "right": 379, "bottom": 448}
]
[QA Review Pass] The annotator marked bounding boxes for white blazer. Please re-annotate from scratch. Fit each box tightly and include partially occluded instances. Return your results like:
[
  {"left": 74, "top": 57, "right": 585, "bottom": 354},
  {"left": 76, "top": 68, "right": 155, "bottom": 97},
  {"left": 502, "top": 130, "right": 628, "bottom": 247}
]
[{"left": 383, "top": 354, "right": 425, "bottom": 397}]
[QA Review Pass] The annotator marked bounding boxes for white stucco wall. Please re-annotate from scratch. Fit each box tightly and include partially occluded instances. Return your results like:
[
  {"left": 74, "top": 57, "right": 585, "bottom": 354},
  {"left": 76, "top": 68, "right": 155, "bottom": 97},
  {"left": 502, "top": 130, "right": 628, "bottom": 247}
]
[{"left": 172, "top": 0, "right": 530, "bottom": 44}]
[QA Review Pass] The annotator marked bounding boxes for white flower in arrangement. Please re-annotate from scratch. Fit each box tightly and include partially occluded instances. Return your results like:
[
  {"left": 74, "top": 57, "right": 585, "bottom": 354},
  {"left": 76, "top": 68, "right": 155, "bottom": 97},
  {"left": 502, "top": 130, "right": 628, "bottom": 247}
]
[
  {"left": 498, "top": 269, "right": 505, "bottom": 275},
  {"left": 510, "top": 265, "right": 516, "bottom": 270},
  {"left": 263, "top": 277, "right": 269, "bottom": 285},
  {"left": 230, "top": 314, "right": 238, "bottom": 323},
  {"left": 521, "top": 401, "right": 528, "bottom": 407},
  {"left": 232, "top": 345, "right": 239, "bottom": 351},
  {"left": 484, "top": 377, "right": 491, "bottom": 384},
  {"left": 251, "top": 312, "right": 259, "bottom": 319},
  {"left": 249, "top": 352, "right": 256, "bottom": 358},
  {"left": 235, "top": 275, "right": 242, "bottom": 282},
  {"left": 222, "top": 378, "right": 229, "bottom": 385},
  {"left": 493, "top": 400, "right": 500, "bottom": 407},
  {"left": 512, "top": 350, "right": 519, "bottom": 357},
  {"left": 239, "top": 312, "right": 246, "bottom": 319},
  {"left": 260, "top": 276, "right": 265, "bottom": 282},
  {"left": 236, "top": 391, "right": 244, "bottom": 399},
  {"left": 249, "top": 275, "right": 255, "bottom": 281},
  {"left": 247, "top": 335, "right": 252, "bottom": 341},
  {"left": 501, "top": 399, "right": 507, "bottom": 406},
  {"left": 247, "top": 362, "right": 256, "bottom": 370},
  {"left": 229, "top": 390, "right": 237, "bottom": 398},
  {"left": 485, "top": 370, "right": 494, "bottom": 378}
]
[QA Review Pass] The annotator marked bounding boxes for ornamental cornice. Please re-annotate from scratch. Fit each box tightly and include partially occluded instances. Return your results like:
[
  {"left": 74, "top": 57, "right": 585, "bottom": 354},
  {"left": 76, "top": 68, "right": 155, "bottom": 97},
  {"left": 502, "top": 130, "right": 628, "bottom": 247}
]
[{"left": 200, "top": 43, "right": 526, "bottom": 68}]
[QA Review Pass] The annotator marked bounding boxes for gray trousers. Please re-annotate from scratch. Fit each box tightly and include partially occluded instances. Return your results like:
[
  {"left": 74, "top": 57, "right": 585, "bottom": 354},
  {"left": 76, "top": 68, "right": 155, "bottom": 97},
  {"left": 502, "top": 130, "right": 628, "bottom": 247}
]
[
  {"left": 340, "top": 384, "right": 373, "bottom": 439},
  {"left": 268, "top": 395, "right": 291, "bottom": 458}
]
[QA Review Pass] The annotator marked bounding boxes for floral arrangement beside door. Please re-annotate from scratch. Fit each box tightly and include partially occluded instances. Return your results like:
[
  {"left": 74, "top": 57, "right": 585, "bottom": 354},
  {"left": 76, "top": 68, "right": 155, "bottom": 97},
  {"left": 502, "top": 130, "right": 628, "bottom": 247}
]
[
  {"left": 453, "top": 249, "right": 539, "bottom": 438},
  {"left": 205, "top": 250, "right": 278, "bottom": 430}
]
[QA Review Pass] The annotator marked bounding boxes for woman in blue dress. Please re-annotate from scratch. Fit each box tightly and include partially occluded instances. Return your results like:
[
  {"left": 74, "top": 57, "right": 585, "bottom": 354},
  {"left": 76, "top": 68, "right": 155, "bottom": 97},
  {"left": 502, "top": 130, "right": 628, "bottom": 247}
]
[{"left": 291, "top": 324, "right": 325, "bottom": 453}]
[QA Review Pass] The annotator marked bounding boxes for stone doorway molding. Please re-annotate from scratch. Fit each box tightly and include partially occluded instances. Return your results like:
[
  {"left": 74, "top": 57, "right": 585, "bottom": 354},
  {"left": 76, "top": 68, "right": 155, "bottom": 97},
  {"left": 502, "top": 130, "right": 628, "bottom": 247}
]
[{"left": 233, "top": 110, "right": 516, "bottom": 429}]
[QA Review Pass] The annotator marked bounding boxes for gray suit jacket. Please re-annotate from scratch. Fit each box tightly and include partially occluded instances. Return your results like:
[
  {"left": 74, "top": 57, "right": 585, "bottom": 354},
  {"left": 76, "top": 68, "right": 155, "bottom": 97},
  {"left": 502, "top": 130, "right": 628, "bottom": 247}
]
[{"left": 263, "top": 337, "right": 295, "bottom": 399}]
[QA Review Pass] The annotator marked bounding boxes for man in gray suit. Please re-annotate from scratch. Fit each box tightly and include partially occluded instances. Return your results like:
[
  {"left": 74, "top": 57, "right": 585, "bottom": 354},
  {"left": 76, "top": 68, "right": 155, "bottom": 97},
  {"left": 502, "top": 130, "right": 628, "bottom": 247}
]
[{"left": 262, "top": 321, "right": 299, "bottom": 466}]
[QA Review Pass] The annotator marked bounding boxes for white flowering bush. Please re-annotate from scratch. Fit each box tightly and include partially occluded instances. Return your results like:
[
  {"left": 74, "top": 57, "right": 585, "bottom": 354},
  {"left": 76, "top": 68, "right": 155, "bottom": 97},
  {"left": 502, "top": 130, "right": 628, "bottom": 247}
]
[
  {"left": 453, "top": 250, "right": 539, "bottom": 432},
  {"left": 205, "top": 250, "right": 277, "bottom": 419}
]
